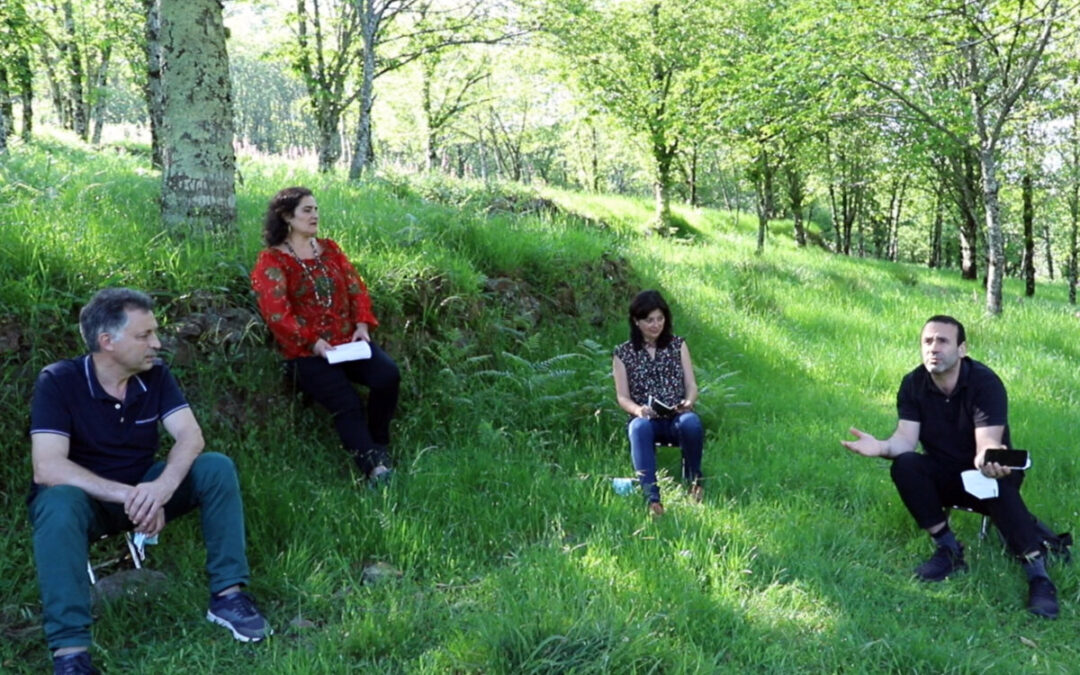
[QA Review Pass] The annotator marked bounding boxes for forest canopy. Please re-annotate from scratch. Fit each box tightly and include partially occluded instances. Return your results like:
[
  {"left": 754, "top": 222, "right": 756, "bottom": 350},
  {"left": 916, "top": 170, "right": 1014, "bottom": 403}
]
[{"left": 1, "top": 0, "right": 1079, "bottom": 312}]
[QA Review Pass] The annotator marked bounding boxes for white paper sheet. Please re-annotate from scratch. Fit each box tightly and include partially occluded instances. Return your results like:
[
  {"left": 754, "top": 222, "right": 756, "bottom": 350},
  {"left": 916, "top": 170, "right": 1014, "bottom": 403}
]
[
  {"left": 325, "top": 340, "right": 372, "bottom": 364},
  {"left": 961, "top": 470, "right": 999, "bottom": 500}
]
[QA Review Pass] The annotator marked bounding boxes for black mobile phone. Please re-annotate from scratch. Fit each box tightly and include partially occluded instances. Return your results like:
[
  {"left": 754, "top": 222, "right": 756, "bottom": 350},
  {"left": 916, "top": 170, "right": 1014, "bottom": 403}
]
[{"left": 984, "top": 449, "right": 1030, "bottom": 469}]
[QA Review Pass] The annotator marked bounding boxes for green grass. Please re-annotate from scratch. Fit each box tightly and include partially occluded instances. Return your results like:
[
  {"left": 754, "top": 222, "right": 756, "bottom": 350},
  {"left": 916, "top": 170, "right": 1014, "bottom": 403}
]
[{"left": 2, "top": 134, "right": 1080, "bottom": 672}]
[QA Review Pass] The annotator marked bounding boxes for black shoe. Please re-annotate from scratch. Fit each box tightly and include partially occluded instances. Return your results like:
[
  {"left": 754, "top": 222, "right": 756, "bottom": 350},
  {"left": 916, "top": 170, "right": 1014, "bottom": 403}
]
[
  {"left": 915, "top": 543, "right": 967, "bottom": 581},
  {"left": 53, "top": 651, "right": 99, "bottom": 675},
  {"left": 1027, "top": 577, "right": 1059, "bottom": 619}
]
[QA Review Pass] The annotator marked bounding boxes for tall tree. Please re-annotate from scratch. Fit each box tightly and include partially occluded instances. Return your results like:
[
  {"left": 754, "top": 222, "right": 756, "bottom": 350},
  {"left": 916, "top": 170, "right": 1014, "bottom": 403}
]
[
  {"left": 0, "top": 0, "right": 35, "bottom": 143},
  {"left": 158, "top": 0, "right": 236, "bottom": 230},
  {"left": 290, "top": 0, "right": 363, "bottom": 172},
  {"left": 418, "top": 48, "right": 488, "bottom": 171},
  {"left": 540, "top": 0, "right": 726, "bottom": 231},
  {"left": 843, "top": 0, "right": 1067, "bottom": 314},
  {"left": 348, "top": 0, "right": 513, "bottom": 179},
  {"left": 60, "top": 0, "right": 88, "bottom": 139}
]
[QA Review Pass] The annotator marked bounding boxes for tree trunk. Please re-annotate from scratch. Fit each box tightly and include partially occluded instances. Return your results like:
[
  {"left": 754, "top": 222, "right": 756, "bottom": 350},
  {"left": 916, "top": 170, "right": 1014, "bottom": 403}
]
[
  {"left": 784, "top": 163, "right": 806, "bottom": 247},
  {"left": 61, "top": 0, "right": 88, "bottom": 140},
  {"left": 591, "top": 125, "right": 600, "bottom": 192},
  {"left": 887, "top": 174, "right": 907, "bottom": 261},
  {"left": 928, "top": 190, "right": 943, "bottom": 268},
  {"left": 856, "top": 191, "right": 866, "bottom": 257},
  {"left": 957, "top": 152, "right": 979, "bottom": 280},
  {"left": 421, "top": 59, "right": 437, "bottom": 171},
  {"left": 159, "top": 0, "right": 236, "bottom": 230},
  {"left": 0, "top": 67, "right": 11, "bottom": 140},
  {"left": 650, "top": 128, "right": 676, "bottom": 232},
  {"left": 980, "top": 146, "right": 1005, "bottom": 314},
  {"left": 753, "top": 148, "right": 771, "bottom": 252},
  {"left": 842, "top": 185, "right": 858, "bottom": 256},
  {"left": 655, "top": 164, "right": 673, "bottom": 231},
  {"left": 1043, "top": 223, "right": 1054, "bottom": 281},
  {"left": 828, "top": 181, "right": 841, "bottom": 252},
  {"left": 1022, "top": 172, "right": 1035, "bottom": 296},
  {"left": 315, "top": 108, "right": 342, "bottom": 172},
  {"left": 349, "top": 0, "right": 379, "bottom": 180},
  {"left": 686, "top": 145, "right": 698, "bottom": 207},
  {"left": 143, "top": 0, "right": 164, "bottom": 169},
  {"left": 18, "top": 48, "right": 32, "bottom": 142},
  {"left": 1069, "top": 101, "right": 1080, "bottom": 304},
  {"left": 0, "top": 95, "right": 7, "bottom": 152},
  {"left": 38, "top": 41, "right": 67, "bottom": 128},
  {"left": 90, "top": 44, "right": 111, "bottom": 145},
  {"left": 1069, "top": 183, "right": 1078, "bottom": 304}
]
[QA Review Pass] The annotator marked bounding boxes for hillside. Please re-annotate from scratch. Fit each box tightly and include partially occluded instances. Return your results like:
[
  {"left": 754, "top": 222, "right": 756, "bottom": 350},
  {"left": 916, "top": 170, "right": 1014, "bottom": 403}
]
[{"left": 2, "top": 136, "right": 1079, "bottom": 673}]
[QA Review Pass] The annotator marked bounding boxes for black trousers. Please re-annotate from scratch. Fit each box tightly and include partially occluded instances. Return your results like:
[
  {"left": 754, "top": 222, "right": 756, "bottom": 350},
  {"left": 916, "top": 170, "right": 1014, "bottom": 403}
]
[
  {"left": 890, "top": 452, "right": 1044, "bottom": 558},
  {"left": 286, "top": 342, "right": 400, "bottom": 473}
]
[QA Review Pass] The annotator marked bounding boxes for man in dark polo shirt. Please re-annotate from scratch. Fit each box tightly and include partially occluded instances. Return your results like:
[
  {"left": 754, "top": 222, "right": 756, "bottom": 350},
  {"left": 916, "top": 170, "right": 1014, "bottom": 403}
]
[
  {"left": 29, "top": 288, "right": 270, "bottom": 675},
  {"left": 841, "top": 315, "right": 1062, "bottom": 619}
]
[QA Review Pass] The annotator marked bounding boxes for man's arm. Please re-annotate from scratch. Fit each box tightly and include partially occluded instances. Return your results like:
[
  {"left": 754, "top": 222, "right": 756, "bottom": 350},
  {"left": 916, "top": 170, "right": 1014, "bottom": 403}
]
[
  {"left": 124, "top": 407, "right": 204, "bottom": 531},
  {"left": 841, "top": 420, "right": 920, "bottom": 458},
  {"left": 32, "top": 432, "right": 135, "bottom": 503},
  {"left": 973, "top": 424, "right": 1011, "bottom": 477}
]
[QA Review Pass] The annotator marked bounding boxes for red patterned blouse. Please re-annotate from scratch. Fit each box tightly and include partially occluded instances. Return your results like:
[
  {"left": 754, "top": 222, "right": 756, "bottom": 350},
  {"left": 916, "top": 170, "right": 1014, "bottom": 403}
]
[{"left": 251, "top": 238, "right": 379, "bottom": 360}]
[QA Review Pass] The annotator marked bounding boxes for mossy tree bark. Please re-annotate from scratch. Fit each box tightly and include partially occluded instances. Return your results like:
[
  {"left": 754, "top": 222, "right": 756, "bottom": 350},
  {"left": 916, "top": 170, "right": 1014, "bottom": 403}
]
[
  {"left": 142, "top": 0, "right": 163, "bottom": 169},
  {"left": 158, "top": 0, "right": 236, "bottom": 230}
]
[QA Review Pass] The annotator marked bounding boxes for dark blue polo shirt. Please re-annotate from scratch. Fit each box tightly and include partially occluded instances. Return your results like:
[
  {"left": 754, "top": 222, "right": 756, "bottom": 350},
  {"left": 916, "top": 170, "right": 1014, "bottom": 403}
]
[
  {"left": 896, "top": 356, "right": 1010, "bottom": 467},
  {"left": 29, "top": 355, "right": 189, "bottom": 497}
]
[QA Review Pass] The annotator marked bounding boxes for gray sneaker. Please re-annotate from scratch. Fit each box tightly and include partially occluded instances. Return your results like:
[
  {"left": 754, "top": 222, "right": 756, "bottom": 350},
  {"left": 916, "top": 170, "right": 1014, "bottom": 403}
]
[{"left": 207, "top": 591, "right": 271, "bottom": 642}]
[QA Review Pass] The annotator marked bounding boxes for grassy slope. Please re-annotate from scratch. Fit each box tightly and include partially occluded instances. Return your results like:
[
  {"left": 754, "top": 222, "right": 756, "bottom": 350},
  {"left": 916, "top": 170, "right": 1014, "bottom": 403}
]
[{"left": 1, "top": 136, "right": 1079, "bottom": 673}]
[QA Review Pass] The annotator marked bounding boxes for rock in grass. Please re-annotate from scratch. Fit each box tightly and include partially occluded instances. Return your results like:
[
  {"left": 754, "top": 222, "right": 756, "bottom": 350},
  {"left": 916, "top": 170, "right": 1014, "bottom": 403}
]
[
  {"left": 91, "top": 569, "right": 168, "bottom": 607},
  {"left": 289, "top": 615, "right": 317, "bottom": 630},
  {"left": 361, "top": 562, "right": 402, "bottom": 585}
]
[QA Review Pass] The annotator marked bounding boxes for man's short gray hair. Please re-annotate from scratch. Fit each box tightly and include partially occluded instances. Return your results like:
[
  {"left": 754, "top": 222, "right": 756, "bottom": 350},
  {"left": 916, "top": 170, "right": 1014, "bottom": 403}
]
[{"left": 79, "top": 288, "right": 155, "bottom": 353}]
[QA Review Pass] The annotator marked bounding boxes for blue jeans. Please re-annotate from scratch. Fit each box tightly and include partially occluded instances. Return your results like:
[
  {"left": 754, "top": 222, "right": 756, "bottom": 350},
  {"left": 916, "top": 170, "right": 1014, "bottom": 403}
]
[
  {"left": 29, "top": 452, "right": 250, "bottom": 650},
  {"left": 627, "top": 412, "right": 704, "bottom": 503}
]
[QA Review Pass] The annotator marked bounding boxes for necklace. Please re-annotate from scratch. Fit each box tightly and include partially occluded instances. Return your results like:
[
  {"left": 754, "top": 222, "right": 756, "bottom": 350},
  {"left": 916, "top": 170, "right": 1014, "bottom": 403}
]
[{"left": 284, "top": 239, "right": 334, "bottom": 309}]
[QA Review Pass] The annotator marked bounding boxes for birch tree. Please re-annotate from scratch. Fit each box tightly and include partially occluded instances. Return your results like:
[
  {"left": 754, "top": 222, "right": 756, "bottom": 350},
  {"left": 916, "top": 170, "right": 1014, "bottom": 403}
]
[
  {"left": 843, "top": 0, "right": 1067, "bottom": 313},
  {"left": 158, "top": 0, "right": 236, "bottom": 230},
  {"left": 540, "top": 0, "right": 727, "bottom": 232}
]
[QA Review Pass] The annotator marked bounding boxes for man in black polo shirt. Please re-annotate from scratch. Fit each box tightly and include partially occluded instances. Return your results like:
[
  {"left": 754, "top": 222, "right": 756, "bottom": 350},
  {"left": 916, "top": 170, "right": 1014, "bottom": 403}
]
[
  {"left": 29, "top": 288, "right": 270, "bottom": 675},
  {"left": 842, "top": 315, "right": 1061, "bottom": 618}
]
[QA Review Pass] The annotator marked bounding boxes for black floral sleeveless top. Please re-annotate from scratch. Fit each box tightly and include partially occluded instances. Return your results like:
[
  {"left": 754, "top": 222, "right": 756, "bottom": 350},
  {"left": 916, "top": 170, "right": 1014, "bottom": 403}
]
[{"left": 614, "top": 336, "right": 686, "bottom": 415}]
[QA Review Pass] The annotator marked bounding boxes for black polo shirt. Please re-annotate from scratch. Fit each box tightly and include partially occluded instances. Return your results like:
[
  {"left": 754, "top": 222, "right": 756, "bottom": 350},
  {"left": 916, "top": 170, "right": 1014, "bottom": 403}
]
[
  {"left": 29, "top": 355, "right": 189, "bottom": 497},
  {"left": 896, "top": 356, "right": 1010, "bottom": 466}
]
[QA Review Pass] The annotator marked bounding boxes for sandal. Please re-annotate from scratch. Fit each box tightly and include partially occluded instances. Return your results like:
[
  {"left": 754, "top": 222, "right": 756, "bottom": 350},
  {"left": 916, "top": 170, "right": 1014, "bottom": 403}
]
[{"left": 690, "top": 483, "right": 704, "bottom": 503}]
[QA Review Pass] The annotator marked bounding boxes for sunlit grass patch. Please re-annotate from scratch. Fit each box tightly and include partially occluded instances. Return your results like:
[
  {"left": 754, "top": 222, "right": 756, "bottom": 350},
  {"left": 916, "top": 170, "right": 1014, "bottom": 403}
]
[{"left": 4, "top": 137, "right": 1080, "bottom": 673}]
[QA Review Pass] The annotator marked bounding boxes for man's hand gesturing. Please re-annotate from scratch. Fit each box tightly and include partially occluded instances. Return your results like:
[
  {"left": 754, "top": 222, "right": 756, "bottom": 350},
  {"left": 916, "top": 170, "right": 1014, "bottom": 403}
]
[{"left": 841, "top": 427, "right": 886, "bottom": 458}]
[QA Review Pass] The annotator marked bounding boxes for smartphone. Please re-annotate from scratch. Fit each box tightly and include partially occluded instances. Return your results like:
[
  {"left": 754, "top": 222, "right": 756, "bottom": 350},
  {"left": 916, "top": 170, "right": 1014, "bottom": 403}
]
[{"left": 984, "top": 449, "right": 1031, "bottom": 469}]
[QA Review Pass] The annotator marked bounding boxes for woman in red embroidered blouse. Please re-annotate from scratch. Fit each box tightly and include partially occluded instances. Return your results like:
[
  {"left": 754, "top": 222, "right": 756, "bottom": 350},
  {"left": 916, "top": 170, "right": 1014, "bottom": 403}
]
[{"left": 251, "top": 186, "right": 400, "bottom": 482}]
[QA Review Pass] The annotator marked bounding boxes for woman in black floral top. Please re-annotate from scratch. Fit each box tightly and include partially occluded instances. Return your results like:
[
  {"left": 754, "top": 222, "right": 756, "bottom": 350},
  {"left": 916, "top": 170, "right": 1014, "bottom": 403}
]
[{"left": 612, "top": 290, "right": 703, "bottom": 516}]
